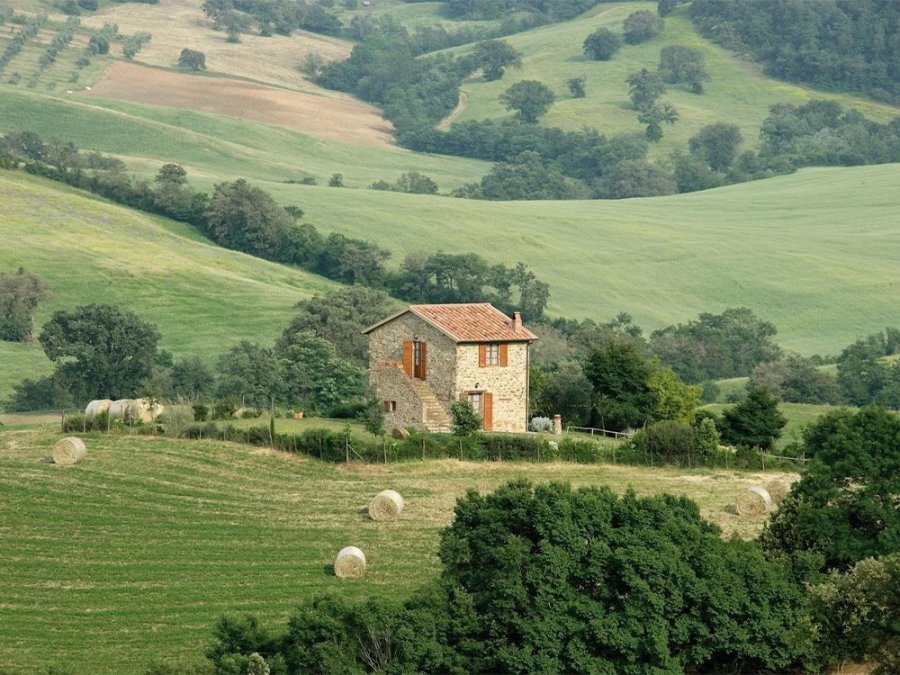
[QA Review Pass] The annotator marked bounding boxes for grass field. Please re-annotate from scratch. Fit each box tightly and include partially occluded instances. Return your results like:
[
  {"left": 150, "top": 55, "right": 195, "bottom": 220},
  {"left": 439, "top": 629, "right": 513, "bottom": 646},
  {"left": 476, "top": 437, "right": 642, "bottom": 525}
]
[
  {"left": 702, "top": 401, "right": 849, "bottom": 452},
  {"left": 0, "top": 423, "right": 798, "bottom": 673},
  {"left": 444, "top": 3, "right": 900, "bottom": 157},
  {"left": 0, "top": 171, "right": 338, "bottom": 401}
]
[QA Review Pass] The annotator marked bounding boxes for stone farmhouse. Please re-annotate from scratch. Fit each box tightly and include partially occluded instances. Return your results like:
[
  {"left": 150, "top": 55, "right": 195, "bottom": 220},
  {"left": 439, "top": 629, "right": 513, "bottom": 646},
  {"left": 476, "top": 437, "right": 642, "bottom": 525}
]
[{"left": 363, "top": 303, "right": 538, "bottom": 433}]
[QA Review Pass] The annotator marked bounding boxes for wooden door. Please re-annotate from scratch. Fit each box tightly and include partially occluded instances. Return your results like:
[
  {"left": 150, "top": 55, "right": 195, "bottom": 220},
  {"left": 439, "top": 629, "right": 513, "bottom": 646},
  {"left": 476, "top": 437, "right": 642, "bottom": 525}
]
[{"left": 413, "top": 341, "right": 427, "bottom": 379}]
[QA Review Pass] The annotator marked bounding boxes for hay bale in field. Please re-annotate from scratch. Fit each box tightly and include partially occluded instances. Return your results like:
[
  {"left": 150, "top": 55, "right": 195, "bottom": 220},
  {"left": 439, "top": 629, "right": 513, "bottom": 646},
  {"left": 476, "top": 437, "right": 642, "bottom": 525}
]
[
  {"left": 53, "top": 437, "right": 86, "bottom": 466},
  {"left": 735, "top": 486, "right": 773, "bottom": 516},
  {"left": 334, "top": 546, "right": 367, "bottom": 578},
  {"left": 766, "top": 478, "right": 792, "bottom": 505},
  {"left": 133, "top": 398, "right": 163, "bottom": 423},
  {"left": 391, "top": 427, "right": 410, "bottom": 439},
  {"left": 84, "top": 399, "right": 113, "bottom": 418},
  {"left": 369, "top": 489, "right": 404, "bottom": 521},
  {"left": 107, "top": 399, "right": 133, "bottom": 421}
]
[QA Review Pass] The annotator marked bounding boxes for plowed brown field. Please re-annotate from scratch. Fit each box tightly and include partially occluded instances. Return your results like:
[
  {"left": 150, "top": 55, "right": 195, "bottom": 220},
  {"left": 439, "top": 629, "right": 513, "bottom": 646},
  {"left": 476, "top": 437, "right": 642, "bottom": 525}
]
[{"left": 84, "top": 61, "right": 394, "bottom": 148}]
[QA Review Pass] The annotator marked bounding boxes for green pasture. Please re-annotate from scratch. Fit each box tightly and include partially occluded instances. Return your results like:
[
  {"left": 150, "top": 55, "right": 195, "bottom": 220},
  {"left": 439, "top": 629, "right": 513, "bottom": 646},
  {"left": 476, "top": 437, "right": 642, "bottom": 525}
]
[
  {"left": 0, "top": 86, "right": 491, "bottom": 191},
  {"left": 282, "top": 162, "right": 900, "bottom": 357},
  {"left": 444, "top": 3, "right": 900, "bottom": 156},
  {"left": 0, "top": 171, "right": 337, "bottom": 401},
  {"left": 0, "top": 424, "right": 798, "bottom": 673}
]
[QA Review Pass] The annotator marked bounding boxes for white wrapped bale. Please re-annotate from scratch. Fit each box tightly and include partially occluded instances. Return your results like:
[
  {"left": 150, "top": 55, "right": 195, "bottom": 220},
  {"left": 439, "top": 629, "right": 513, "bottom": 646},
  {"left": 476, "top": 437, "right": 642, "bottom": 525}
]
[
  {"left": 334, "top": 546, "right": 367, "bottom": 578},
  {"left": 368, "top": 489, "right": 404, "bottom": 521},
  {"left": 735, "top": 486, "right": 773, "bottom": 515},
  {"left": 53, "top": 437, "right": 86, "bottom": 466},
  {"left": 84, "top": 399, "right": 113, "bottom": 418}
]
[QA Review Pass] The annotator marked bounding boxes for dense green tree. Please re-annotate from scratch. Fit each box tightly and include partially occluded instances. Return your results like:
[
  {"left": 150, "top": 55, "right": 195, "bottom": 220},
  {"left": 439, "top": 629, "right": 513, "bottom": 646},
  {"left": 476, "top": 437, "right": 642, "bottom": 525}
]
[
  {"left": 658, "top": 45, "right": 709, "bottom": 92},
  {"left": 584, "top": 337, "right": 656, "bottom": 430},
  {"left": 626, "top": 68, "right": 666, "bottom": 111},
  {"left": 438, "top": 481, "right": 811, "bottom": 673},
  {"left": 623, "top": 10, "right": 664, "bottom": 44},
  {"left": 476, "top": 151, "right": 579, "bottom": 200},
  {"left": 275, "top": 330, "right": 363, "bottom": 412},
  {"left": 278, "top": 287, "right": 395, "bottom": 366},
  {"left": 836, "top": 329, "right": 900, "bottom": 407},
  {"left": 583, "top": 27, "right": 621, "bottom": 60},
  {"left": 593, "top": 159, "right": 677, "bottom": 199},
  {"left": 38, "top": 304, "right": 161, "bottom": 400},
  {"left": 808, "top": 554, "right": 900, "bottom": 673},
  {"left": 0, "top": 267, "right": 48, "bottom": 343},
  {"left": 762, "top": 407, "right": 900, "bottom": 572},
  {"left": 473, "top": 39, "right": 521, "bottom": 81},
  {"left": 216, "top": 341, "right": 284, "bottom": 408},
  {"left": 650, "top": 307, "right": 783, "bottom": 382},
  {"left": 718, "top": 386, "right": 786, "bottom": 450},
  {"left": 688, "top": 122, "right": 742, "bottom": 171},
  {"left": 204, "top": 179, "right": 292, "bottom": 258},
  {"left": 647, "top": 364, "right": 701, "bottom": 423},
  {"left": 750, "top": 355, "right": 842, "bottom": 405},
  {"left": 530, "top": 359, "right": 593, "bottom": 426},
  {"left": 394, "top": 171, "right": 438, "bottom": 194},
  {"left": 565, "top": 75, "right": 586, "bottom": 98},
  {"left": 637, "top": 101, "right": 678, "bottom": 140},
  {"left": 169, "top": 357, "right": 216, "bottom": 401},
  {"left": 177, "top": 48, "right": 206, "bottom": 71},
  {"left": 671, "top": 151, "right": 723, "bottom": 192},
  {"left": 450, "top": 399, "right": 482, "bottom": 435},
  {"left": 499, "top": 80, "right": 555, "bottom": 123}
]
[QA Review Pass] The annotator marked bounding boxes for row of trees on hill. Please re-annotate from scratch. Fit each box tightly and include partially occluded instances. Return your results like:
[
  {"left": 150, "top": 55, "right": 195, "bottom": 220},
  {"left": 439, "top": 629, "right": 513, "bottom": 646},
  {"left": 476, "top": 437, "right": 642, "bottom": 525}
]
[
  {"left": 690, "top": 0, "right": 900, "bottom": 104},
  {"left": 200, "top": 404, "right": 900, "bottom": 673},
  {"left": 0, "top": 132, "right": 550, "bottom": 320}
]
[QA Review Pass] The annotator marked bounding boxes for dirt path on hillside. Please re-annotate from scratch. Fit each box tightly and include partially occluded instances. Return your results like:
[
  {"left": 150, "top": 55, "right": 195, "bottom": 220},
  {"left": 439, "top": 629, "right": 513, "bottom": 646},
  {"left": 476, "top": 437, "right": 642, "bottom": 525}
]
[
  {"left": 438, "top": 90, "right": 469, "bottom": 130},
  {"left": 82, "top": 61, "right": 395, "bottom": 148}
]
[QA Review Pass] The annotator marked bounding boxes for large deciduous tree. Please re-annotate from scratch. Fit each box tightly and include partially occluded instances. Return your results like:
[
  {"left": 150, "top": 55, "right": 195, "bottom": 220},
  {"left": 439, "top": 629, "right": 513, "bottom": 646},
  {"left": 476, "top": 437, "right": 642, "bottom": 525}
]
[
  {"left": 626, "top": 68, "right": 666, "bottom": 111},
  {"left": 0, "top": 267, "right": 48, "bottom": 343},
  {"left": 689, "top": 122, "right": 743, "bottom": 172},
  {"left": 761, "top": 407, "right": 900, "bottom": 571},
  {"left": 205, "top": 179, "right": 292, "bottom": 258},
  {"left": 658, "top": 45, "right": 710, "bottom": 93},
  {"left": 623, "top": 10, "right": 664, "bottom": 44},
  {"left": 718, "top": 386, "right": 786, "bottom": 450},
  {"left": 500, "top": 80, "right": 555, "bottom": 123},
  {"left": 473, "top": 39, "right": 521, "bottom": 81},
  {"left": 38, "top": 304, "right": 161, "bottom": 399},
  {"left": 278, "top": 287, "right": 395, "bottom": 366},
  {"left": 583, "top": 27, "right": 621, "bottom": 60}
]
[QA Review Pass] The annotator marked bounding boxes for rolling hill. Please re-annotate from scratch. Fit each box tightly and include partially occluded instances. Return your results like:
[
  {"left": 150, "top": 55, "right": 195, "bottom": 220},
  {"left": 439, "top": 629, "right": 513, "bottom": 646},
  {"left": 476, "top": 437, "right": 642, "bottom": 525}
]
[{"left": 0, "top": 171, "right": 337, "bottom": 401}]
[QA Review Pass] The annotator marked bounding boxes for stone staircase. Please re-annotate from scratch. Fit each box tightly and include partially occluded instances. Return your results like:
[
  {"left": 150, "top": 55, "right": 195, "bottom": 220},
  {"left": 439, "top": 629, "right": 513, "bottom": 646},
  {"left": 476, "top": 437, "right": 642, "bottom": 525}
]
[{"left": 408, "top": 378, "right": 452, "bottom": 433}]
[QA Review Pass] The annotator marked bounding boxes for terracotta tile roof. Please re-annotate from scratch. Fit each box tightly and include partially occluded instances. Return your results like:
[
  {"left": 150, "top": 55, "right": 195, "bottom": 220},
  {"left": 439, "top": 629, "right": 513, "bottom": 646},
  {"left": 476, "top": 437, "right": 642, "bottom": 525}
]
[{"left": 407, "top": 303, "right": 537, "bottom": 342}]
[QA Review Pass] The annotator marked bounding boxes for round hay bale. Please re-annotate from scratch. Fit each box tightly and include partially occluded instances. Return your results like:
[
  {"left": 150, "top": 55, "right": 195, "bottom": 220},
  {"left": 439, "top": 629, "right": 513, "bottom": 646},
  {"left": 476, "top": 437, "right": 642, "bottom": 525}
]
[
  {"left": 391, "top": 427, "right": 410, "bottom": 440},
  {"left": 334, "top": 546, "right": 367, "bottom": 578},
  {"left": 133, "top": 398, "right": 163, "bottom": 423},
  {"left": 84, "top": 399, "right": 113, "bottom": 418},
  {"left": 53, "top": 437, "right": 86, "bottom": 466},
  {"left": 107, "top": 399, "right": 132, "bottom": 421},
  {"left": 735, "top": 486, "right": 773, "bottom": 516},
  {"left": 369, "top": 489, "right": 404, "bottom": 521},
  {"left": 766, "top": 478, "right": 792, "bottom": 505}
]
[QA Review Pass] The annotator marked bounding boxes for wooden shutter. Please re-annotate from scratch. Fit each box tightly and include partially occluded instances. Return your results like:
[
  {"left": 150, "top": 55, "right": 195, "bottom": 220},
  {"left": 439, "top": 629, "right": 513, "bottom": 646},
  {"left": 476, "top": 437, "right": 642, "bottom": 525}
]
[
  {"left": 419, "top": 342, "right": 427, "bottom": 380},
  {"left": 478, "top": 344, "right": 486, "bottom": 367},
  {"left": 482, "top": 392, "right": 493, "bottom": 431},
  {"left": 402, "top": 341, "right": 413, "bottom": 377},
  {"left": 499, "top": 343, "right": 508, "bottom": 367}
]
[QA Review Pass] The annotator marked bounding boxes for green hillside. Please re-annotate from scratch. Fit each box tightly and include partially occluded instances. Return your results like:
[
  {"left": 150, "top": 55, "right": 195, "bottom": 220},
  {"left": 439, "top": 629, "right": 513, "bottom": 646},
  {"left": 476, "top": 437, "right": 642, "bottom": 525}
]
[
  {"left": 444, "top": 3, "right": 900, "bottom": 156},
  {"left": 0, "top": 423, "right": 795, "bottom": 673},
  {"left": 287, "top": 162, "right": 900, "bottom": 356},
  {"left": 0, "top": 171, "right": 336, "bottom": 401}
]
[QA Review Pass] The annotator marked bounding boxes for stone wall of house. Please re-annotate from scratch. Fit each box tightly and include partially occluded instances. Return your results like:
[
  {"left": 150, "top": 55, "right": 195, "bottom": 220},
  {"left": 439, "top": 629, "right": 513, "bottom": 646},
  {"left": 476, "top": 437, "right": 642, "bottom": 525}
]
[
  {"left": 370, "top": 363, "right": 424, "bottom": 430},
  {"left": 455, "top": 342, "right": 530, "bottom": 433},
  {"left": 368, "top": 313, "right": 458, "bottom": 423}
]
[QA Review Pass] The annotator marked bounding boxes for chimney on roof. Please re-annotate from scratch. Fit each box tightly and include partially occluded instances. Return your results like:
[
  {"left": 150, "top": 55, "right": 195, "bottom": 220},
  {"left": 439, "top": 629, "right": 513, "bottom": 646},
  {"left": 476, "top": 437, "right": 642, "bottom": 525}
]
[{"left": 513, "top": 311, "right": 522, "bottom": 333}]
